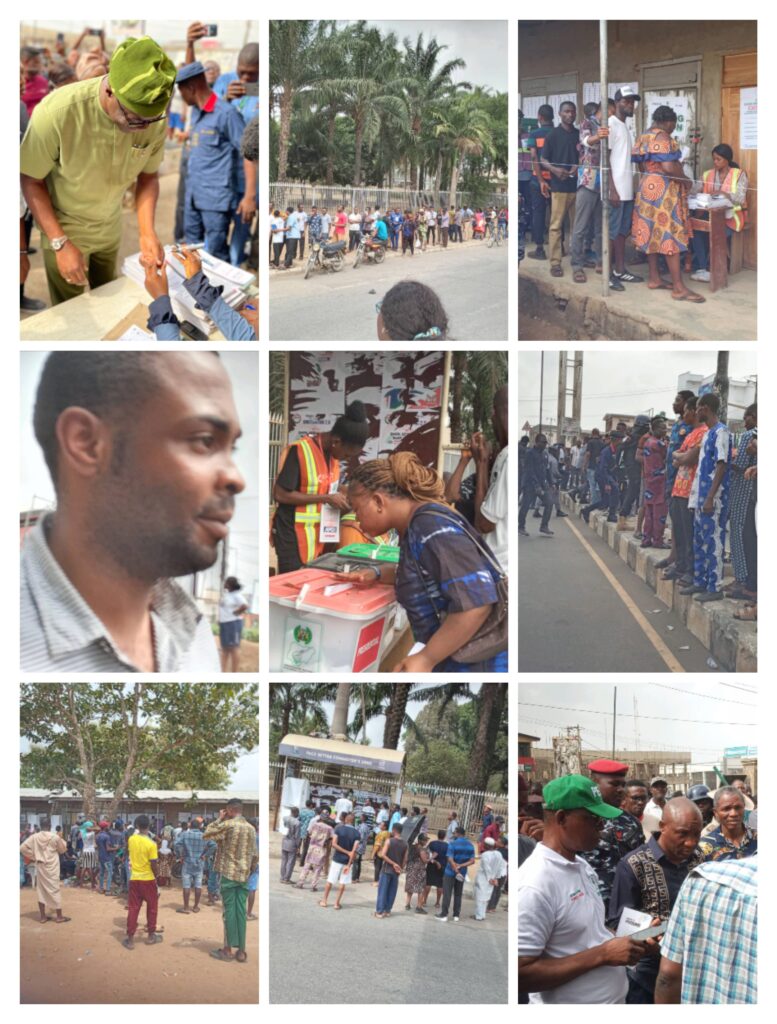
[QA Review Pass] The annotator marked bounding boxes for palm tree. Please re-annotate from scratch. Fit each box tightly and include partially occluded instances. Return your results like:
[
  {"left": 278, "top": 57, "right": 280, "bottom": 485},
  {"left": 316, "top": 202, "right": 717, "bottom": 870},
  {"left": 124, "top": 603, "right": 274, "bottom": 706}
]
[
  {"left": 433, "top": 93, "right": 495, "bottom": 209},
  {"left": 303, "top": 23, "right": 348, "bottom": 187},
  {"left": 330, "top": 684, "right": 351, "bottom": 739},
  {"left": 466, "top": 683, "right": 507, "bottom": 789},
  {"left": 322, "top": 23, "right": 409, "bottom": 185},
  {"left": 270, "top": 20, "right": 318, "bottom": 180},
  {"left": 401, "top": 33, "right": 468, "bottom": 191},
  {"left": 269, "top": 683, "right": 337, "bottom": 750}
]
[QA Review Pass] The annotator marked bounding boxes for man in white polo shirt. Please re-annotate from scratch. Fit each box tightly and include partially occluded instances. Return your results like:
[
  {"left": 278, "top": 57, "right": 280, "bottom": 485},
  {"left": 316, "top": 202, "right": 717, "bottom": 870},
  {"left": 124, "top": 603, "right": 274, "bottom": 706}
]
[
  {"left": 518, "top": 774, "right": 652, "bottom": 1004},
  {"left": 474, "top": 385, "right": 508, "bottom": 572}
]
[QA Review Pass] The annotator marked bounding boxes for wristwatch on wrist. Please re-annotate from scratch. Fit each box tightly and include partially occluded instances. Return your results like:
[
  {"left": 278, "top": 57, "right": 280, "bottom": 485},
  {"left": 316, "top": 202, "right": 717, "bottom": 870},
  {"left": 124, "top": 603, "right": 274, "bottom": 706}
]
[{"left": 50, "top": 235, "right": 69, "bottom": 251}]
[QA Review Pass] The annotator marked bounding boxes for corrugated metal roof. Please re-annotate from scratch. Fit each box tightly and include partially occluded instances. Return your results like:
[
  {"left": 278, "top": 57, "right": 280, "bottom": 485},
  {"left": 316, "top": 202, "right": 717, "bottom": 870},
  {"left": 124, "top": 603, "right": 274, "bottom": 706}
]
[{"left": 20, "top": 788, "right": 50, "bottom": 798}]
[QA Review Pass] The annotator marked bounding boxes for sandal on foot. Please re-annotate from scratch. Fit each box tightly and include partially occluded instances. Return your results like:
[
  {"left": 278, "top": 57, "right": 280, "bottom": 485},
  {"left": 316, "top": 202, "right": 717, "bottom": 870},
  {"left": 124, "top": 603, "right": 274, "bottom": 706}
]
[
  {"left": 734, "top": 606, "right": 757, "bottom": 621},
  {"left": 210, "top": 949, "right": 234, "bottom": 961},
  {"left": 550, "top": 266, "right": 563, "bottom": 277},
  {"left": 573, "top": 269, "right": 587, "bottom": 283},
  {"left": 672, "top": 290, "right": 706, "bottom": 303}
]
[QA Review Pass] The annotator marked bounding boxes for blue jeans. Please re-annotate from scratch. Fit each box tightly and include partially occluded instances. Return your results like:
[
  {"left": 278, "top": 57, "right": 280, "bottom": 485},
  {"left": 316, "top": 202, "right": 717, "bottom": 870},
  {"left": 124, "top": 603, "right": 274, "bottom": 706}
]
[
  {"left": 691, "top": 223, "right": 733, "bottom": 271},
  {"left": 207, "top": 867, "right": 221, "bottom": 896},
  {"left": 99, "top": 856, "right": 115, "bottom": 891},
  {"left": 229, "top": 212, "right": 252, "bottom": 267},
  {"left": 184, "top": 197, "right": 232, "bottom": 263},
  {"left": 608, "top": 199, "right": 634, "bottom": 239},
  {"left": 376, "top": 870, "right": 399, "bottom": 914},
  {"left": 586, "top": 468, "right": 601, "bottom": 504}
]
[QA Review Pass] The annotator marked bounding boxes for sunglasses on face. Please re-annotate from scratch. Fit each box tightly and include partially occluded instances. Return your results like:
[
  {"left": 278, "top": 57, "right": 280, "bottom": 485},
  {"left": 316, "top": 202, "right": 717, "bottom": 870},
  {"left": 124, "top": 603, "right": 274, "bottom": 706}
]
[{"left": 113, "top": 92, "right": 166, "bottom": 128}]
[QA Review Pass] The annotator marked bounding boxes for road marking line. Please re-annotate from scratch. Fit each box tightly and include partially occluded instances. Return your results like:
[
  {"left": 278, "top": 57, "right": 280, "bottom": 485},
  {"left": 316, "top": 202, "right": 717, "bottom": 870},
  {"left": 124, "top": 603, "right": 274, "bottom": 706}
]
[{"left": 564, "top": 517, "right": 686, "bottom": 673}]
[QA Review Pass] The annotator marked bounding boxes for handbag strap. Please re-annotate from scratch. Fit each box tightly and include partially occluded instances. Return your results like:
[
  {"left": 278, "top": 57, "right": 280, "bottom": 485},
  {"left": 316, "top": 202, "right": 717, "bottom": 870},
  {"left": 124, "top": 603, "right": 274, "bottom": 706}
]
[{"left": 404, "top": 505, "right": 504, "bottom": 626}]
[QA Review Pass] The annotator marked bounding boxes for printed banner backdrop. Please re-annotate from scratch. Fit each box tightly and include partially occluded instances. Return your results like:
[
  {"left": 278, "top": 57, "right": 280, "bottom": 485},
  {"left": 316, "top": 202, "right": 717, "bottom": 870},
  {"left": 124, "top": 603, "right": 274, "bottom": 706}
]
[{"left": 288, "top": 351, "right": 445, "bottom": 469}]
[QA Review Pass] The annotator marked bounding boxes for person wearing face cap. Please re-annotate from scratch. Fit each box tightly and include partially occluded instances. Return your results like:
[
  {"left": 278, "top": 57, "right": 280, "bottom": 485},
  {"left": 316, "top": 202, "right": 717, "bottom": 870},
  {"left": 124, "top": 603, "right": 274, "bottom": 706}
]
[
  {"left": 21, "top": 36, "right": 174, "bottom": 306},
  {"left": 577, "top": 760, "right": 645, "bottom": 909},
  {"left": 518, "top": 774, "right": 650, "bottom": 1004},
  {"left": 176, "top": 60, "right": 250, "bottom": 264},
  {"left": 645, "top": 777, "right": 668, "bottom": 820}
]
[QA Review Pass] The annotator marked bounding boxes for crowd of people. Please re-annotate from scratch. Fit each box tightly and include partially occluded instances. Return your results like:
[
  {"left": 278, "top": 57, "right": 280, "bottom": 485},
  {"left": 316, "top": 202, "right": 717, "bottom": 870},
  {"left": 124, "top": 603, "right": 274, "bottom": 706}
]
[
  {"left": 270, "top": 202, "right": 508, "bottom": 268},
  {"left": 518, "top": 762, "right": 758, "bottom": 1003},
  {"left": 271, "top": 385, "right": 508, "bottom": 671},
  {"left": 279, "top": 794, "right": 507, "bottom": 923},
  {"left": 20, "top": 24, "right": 258, "bottom": 340},
  {"left": 20, "top": 800, "right": 259, "bottom": 962},
  {"left": 518, "top": 391, "right": 757, "bottom": 618},
  {"left": 519, "top": 92, "right": 749, "bottom": 302}
]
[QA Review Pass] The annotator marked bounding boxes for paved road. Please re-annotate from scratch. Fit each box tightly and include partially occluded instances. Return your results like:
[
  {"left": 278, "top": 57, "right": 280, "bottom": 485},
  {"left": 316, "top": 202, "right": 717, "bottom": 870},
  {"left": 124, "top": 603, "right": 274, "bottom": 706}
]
[
  {"left": 269, "top": 876, "right": 507, "bottom": 1003},
  {"left": 519, "top": 513, "right": 715, "bottom": 673},
  {"left": 270, "top": 242, "right": 508, "bottom": 341}
]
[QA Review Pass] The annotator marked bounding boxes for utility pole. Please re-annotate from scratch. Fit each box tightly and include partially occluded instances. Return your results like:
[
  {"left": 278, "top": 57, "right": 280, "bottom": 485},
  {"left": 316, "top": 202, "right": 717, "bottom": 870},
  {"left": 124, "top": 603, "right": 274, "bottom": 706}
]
[
  {"left": 539, "top": 351, "right": 545, "bottom": 438},
  {"left": 611, "top": 686, "right": 617, "bottom": 758},
  {"left": 557, "top": 351, "right": 585, "bottom": 442},
  {"left": 600, "top": 20, "right": 610, "bottom": 298},
  {"left": 715, "top": 350, "right": 730, "bottom": 423},
  {"left": 572, "top": 350, "right": 584, "bottom": 428},
  {"left": 557, "top": 353, "right": 567, "bottom": 443}
]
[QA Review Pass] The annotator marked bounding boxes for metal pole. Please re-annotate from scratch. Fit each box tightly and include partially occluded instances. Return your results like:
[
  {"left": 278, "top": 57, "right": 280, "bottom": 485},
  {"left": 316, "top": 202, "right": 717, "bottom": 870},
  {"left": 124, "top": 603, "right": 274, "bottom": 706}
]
[
  {"left": 539, "top": 352, "right": 544, "bottom": 437},
  {"left": 611, "top": 686, "right": 617, "bottom": 757},
  {"left": 600, "top": 20, "right": 610, "bottom": 297}
]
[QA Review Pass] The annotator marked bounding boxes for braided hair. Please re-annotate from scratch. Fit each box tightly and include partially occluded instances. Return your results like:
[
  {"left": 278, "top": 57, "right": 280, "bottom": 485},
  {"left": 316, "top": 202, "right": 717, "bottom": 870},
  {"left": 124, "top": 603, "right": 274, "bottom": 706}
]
[{"left": 348, "top": 452, "right": 445, "bottom": 503}]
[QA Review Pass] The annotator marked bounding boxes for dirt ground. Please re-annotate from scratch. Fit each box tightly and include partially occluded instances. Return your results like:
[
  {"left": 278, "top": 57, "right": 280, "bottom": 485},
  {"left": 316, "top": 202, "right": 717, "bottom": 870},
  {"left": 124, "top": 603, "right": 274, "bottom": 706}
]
[
  {"left": 20, "top": 880, "right": 258, "bottom": 1004},
  {"left": 236, "top": 639, "right": 259, "bottom": 673}
]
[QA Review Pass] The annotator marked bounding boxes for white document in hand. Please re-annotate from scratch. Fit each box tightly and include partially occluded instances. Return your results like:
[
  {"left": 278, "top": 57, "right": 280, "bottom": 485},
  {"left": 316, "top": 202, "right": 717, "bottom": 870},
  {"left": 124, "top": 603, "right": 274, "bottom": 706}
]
[{"left": 615, "top": 906, "right": 653, "bottom": 937}]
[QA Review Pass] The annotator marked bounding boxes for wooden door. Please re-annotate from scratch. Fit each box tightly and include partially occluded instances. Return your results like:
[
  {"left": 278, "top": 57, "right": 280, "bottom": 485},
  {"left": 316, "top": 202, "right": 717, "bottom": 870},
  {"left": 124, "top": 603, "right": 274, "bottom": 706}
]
[{"left": 721, "top": 52, "right": 757, "bottom": 270}]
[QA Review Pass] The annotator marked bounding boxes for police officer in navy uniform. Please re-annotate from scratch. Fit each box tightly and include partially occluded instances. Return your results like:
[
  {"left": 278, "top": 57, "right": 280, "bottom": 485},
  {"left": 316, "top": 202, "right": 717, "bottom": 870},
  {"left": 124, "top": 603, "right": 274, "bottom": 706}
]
[
  {"left": 176, "top": 61, "right": 249, "bottom": 263},
  {"left": 577, "top": 759, "right": 645, "bottom": 910}
]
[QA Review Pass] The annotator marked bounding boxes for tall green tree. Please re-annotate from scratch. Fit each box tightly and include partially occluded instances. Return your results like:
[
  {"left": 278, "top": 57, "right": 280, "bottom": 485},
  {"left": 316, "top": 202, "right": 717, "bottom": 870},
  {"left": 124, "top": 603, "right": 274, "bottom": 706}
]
[
  {"left": 20, "top": 684, "right": 259, "bottom": 822},
  {"left": 269, "top": 683, "right": 337, "bottom": 751},
  {"left": 270, "top": 20, "right": 318, "bottom": 180},
  {"left": 433, "top": 92, "right": 495, "bottom": 208}
]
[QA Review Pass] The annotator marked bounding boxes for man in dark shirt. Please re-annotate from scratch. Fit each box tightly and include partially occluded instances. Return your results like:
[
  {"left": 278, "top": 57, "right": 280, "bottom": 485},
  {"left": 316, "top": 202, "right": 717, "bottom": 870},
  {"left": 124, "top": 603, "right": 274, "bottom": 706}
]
[
  {"left": 582, "top": 433, "right": 623, "bottom": 523},
  {"left": 375, "top": 823, "right": 408, "bottom": 917},
  {"left": 618, "top": 416, "right": 650, "bottom": 525},
  {"left": 578, "top": 760, "right": 646, "bottom": 910},
  {"left": 319, "top": 811, "right": 360, "bottom": 911},
  {"left": 526, "top": 104, "right": 555, "bottom": 259},
  {"left": 540, "top": 101, "right": 580, "bottom": 276},
  {"left": 608, "top": 797, "right": 703, "bottom": 1003},
  {"left": 582, "top": 429, "right": 604, "bottom": 503},
  {"left": 519, "top": 433, "right": 553, "bottom": 536}
]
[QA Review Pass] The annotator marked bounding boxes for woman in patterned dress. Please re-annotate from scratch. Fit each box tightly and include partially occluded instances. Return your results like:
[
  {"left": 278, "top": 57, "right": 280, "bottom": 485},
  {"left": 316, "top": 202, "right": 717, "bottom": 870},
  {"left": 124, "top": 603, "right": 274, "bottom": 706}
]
[
  {"left": 631, "top": 105, "right": 705, "bottom": 303},
  {"left": 404, "top": 834, "right": 431, "bottom": 913}
]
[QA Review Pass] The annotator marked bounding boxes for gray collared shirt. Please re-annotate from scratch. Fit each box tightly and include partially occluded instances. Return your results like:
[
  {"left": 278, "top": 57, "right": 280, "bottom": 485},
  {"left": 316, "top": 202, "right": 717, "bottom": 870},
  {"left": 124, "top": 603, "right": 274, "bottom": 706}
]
[{"left": 21, "top": 515, "right": 220, "bottom": 672}]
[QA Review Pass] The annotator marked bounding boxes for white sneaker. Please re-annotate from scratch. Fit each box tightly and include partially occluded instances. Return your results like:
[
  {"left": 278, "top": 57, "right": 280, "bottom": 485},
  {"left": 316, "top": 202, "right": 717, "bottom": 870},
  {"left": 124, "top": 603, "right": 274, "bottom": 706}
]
[
  {"left": 453, "top": 916, "right": 459, "bottom": 922},
  {"left": 435, "top": 915, "right": 447, "bottom": 922},
  {"left": 690, "top": 269, "right": 710, "bottom": 282}
]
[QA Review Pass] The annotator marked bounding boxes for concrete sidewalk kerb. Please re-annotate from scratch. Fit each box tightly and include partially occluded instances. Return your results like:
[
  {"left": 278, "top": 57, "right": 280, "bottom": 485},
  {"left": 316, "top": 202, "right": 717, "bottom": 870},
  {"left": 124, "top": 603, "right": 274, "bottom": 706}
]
[
  {"left": 560, "top": 491, "right": 757, "bottom": 672},
  {"left": 519, "top": 259, "right": 757, "bottom": 341},
  {"left": 272, "top": 237, "right": 504, "bottom": 277}
]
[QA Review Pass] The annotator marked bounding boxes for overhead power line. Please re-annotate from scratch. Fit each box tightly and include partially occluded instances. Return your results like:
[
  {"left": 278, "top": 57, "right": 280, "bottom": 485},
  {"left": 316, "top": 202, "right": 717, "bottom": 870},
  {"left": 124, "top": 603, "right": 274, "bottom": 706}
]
[{"left": 519, "top": 702, "right": 757, "bottom": 728}]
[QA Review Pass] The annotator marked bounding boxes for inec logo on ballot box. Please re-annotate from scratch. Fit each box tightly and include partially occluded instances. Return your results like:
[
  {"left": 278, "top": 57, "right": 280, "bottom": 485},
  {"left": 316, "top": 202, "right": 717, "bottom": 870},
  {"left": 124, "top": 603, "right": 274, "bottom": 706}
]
[{"left": 293, "top": 624, "right": 313, "bottom": 646}]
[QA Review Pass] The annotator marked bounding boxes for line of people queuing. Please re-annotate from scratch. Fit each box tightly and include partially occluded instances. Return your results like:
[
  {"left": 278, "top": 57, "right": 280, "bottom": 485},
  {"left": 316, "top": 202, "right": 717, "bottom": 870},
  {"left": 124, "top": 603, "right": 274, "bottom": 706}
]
[
  {"left": 519, "top": 392, "right": 757, "bottom": 618},
  {"left": 280, "top": 796, "right": 507, "bottom": 923},
  {"left": 270, "top": 202, "right": 507, "bottom": 268},
  {"left": 518, "top": 762, "right": 757, "bottom": 1004},
  {"left": 519, "top": 90, "right": 748, "bottom": 302}
]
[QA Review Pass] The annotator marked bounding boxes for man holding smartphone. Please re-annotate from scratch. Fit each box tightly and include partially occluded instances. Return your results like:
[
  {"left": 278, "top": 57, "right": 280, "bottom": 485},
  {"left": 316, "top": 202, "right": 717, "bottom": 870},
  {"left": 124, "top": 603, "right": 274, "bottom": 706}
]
[{"left": 186, "top": 23, "right": 258, "bottom": 265}]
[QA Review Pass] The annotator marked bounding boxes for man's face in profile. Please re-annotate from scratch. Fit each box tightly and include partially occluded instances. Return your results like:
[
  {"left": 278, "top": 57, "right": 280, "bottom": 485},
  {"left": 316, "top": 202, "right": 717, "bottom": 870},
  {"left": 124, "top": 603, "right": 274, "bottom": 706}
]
[{"left": 90, "top": 353, "right": 245, "bottom": 581}]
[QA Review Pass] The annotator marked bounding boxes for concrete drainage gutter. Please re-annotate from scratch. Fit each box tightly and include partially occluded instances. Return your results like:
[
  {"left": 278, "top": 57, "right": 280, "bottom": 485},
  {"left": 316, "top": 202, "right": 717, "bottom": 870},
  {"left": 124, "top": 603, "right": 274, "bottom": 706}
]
[{"left": 560, "top": 491, "right": 756, "bottom": 672}]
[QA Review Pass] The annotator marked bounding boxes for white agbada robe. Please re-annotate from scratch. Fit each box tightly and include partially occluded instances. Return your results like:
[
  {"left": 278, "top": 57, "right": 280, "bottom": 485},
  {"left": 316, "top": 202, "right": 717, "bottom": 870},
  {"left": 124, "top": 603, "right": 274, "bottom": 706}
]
[{"left": 474, "top": 849, "right": 506, "bottom": 919}]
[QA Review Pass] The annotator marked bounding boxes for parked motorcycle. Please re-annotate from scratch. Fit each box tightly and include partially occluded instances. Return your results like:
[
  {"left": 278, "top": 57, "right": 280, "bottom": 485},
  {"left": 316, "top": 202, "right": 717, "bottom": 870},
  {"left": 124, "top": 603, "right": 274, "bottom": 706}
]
[
  {"left": 304, "top": 239, "right": 346, "bottom": 279},
  {"left": 353, "top": 236, "right": 386, "bottom": 269}
]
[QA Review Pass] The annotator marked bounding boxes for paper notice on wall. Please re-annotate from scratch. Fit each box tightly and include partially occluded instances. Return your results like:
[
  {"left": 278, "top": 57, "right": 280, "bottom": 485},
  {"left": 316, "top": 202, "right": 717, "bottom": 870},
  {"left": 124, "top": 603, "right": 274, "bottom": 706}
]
[{"left": 740, "top": 87, "right": 757, "bottom": 150}]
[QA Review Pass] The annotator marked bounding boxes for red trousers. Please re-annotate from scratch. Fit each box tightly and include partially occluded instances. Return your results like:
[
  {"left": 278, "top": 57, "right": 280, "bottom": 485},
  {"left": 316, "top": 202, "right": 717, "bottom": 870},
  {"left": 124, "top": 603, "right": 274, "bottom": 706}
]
[
  {"left": 643, "top": 501, "right": 668, "bottom": 546},
  {"left": 127, "top": 879, "right": 158, "bottom": 936}
]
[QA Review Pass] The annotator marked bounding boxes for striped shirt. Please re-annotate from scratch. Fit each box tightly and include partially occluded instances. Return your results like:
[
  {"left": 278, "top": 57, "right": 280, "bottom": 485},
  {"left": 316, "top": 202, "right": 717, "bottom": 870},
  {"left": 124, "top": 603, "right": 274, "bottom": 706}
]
[
  {"left": 173, "top": 828, "right": 216, "bottom": 873},
  {"left": 660, "top": 858, "right": 757, "bottom": 1004},
  {"left": 20, "top": 515, "right": 220, "bottom": 672}
]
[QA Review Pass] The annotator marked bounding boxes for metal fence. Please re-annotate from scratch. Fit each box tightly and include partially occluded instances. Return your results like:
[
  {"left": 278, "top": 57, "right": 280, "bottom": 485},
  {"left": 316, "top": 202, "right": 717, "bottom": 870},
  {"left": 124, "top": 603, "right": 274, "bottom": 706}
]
[
  {"left": 269, "top": 759, "right": 506, "bottom": 835},
  {"left": 270, "top": 182, "right": 507, "bottom": 214}
]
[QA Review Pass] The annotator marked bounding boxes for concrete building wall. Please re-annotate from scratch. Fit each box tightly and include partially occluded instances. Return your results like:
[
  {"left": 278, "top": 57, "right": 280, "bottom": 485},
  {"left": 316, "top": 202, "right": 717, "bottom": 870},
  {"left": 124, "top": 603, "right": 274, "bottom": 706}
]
[{"left": 519, "top": 20, "right": 756, "bottom": 150}]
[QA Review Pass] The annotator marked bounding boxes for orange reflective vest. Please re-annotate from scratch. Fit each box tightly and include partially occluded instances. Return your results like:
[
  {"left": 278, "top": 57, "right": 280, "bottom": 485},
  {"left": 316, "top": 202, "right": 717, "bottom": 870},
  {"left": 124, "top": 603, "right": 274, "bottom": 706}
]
[
  {"left": 703, "top": 167, "right": 747, "bottom": 232},
  {"left": 275, "top": 435, "right": 340, "bottom": 564}
]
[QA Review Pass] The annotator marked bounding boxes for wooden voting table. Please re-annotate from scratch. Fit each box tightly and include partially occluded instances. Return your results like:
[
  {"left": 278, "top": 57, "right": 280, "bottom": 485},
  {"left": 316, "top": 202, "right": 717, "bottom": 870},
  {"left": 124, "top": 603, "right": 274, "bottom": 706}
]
[
  {"left": 19, "top": 276, "right": 226, "bottom": 342},
  {"left": 688, "top": 206, "right": 729, "bottom": 294}
]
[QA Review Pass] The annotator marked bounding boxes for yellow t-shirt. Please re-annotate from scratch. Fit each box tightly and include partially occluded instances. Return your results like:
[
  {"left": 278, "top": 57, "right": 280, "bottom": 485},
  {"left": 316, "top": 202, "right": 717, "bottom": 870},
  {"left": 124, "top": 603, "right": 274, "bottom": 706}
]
[
  {"left": 128, "top": 833, "right": 158, "bottom": 881},
  {"left": 20, "top": 76, "right": 166, "bottom": 254}
]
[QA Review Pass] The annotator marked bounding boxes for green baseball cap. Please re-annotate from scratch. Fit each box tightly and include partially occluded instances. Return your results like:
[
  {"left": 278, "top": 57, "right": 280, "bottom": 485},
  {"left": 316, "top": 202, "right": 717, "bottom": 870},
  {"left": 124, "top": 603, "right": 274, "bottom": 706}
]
[
  {"left": 543, "top": 774, "right": 623, "bottom": 819},
  {"left": 109, "top": 36, "right": 176, "bottom": 118}
]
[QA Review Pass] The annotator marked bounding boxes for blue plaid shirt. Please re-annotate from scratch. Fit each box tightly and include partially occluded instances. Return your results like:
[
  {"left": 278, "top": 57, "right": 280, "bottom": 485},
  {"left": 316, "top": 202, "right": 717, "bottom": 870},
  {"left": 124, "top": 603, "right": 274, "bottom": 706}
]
[
  {"left": 174, "top": 828, "right": 215, "bottom": 873},
  {"left": 660, "top": 858, "right": 757, "bottom": 1003}
]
